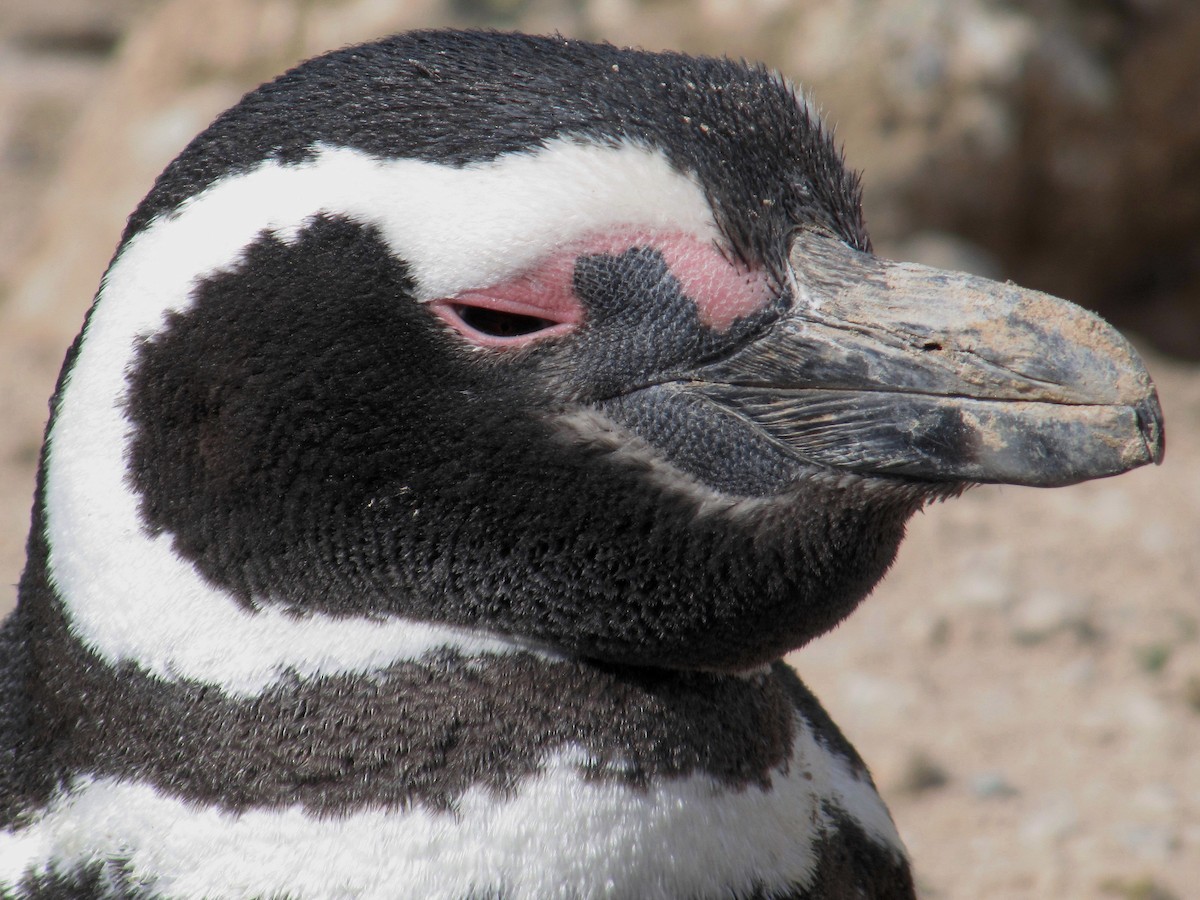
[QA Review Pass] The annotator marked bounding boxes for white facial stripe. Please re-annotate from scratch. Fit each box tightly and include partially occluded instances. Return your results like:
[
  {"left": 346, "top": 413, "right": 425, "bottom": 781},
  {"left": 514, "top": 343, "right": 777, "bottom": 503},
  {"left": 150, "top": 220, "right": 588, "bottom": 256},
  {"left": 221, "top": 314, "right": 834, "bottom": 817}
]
[
  {"left": 0, "top": 727, "right": 904, "bottom": 899},
  {"left": 195, "top": 140, "right": 721, "bottom": 300},
  {"left": 44, "top": 140, "right": 719, "bottom": 695}
]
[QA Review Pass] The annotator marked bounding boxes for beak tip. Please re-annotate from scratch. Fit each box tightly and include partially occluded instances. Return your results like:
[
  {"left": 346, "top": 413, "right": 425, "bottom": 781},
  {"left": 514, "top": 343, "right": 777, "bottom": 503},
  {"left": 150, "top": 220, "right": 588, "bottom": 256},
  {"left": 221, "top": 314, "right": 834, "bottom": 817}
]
[{"left": 1136, "top": 391, "right": 1166, "bottom": 466}]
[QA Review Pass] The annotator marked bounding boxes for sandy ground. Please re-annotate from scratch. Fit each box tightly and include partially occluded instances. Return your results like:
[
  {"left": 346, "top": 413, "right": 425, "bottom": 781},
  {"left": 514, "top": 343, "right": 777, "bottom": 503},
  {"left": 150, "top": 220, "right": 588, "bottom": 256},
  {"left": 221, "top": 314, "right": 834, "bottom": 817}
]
[{"left": 1, "top": 3, "right": 1197, "bottom": 898}]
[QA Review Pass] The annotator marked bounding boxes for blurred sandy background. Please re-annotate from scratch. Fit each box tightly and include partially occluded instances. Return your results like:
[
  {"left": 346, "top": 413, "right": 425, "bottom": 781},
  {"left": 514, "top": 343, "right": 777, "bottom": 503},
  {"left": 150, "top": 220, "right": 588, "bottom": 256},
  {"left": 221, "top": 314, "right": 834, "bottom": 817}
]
[{"left": 0, "top": 1, "right": 1197, "bottom": 897}]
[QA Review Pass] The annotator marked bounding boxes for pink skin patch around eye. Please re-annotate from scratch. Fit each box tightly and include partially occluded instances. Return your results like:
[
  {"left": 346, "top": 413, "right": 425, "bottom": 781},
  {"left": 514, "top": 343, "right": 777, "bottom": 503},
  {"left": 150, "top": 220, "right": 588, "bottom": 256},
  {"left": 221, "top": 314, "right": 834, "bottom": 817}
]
[{"left": 429, "top": 228, "right": 775, "bottom": 348}]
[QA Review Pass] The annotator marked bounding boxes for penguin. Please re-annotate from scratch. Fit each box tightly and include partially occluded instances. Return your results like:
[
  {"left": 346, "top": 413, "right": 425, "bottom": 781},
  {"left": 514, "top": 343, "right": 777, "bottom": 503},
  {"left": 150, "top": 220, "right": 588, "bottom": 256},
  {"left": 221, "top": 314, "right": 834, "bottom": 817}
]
[{"left": 0, "top": 29, "right": 1163, "bottom": 900}]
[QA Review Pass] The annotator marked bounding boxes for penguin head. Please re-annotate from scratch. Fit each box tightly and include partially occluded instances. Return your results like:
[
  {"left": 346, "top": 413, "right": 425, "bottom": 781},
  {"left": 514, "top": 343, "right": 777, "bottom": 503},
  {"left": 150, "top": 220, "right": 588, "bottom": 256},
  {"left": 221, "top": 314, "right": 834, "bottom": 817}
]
[{"left": 42, "top": 31, "right": 1163, "bottom": 683}]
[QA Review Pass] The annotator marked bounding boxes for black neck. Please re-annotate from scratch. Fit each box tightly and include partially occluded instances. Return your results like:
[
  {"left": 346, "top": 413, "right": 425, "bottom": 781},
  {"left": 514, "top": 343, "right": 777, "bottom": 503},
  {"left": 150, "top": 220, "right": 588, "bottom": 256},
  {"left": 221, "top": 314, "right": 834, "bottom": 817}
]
[{"left": 4, "top": 537, "right": 810, "bottom": 821}]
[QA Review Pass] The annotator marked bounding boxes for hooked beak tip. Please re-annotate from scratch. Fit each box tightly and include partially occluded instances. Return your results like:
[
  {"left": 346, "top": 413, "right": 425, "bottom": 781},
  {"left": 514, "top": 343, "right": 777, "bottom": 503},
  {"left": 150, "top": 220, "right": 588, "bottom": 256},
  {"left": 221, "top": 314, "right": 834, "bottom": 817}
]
[{"left": 1136, "top": 391, "right": 1166, "bottom": 465}]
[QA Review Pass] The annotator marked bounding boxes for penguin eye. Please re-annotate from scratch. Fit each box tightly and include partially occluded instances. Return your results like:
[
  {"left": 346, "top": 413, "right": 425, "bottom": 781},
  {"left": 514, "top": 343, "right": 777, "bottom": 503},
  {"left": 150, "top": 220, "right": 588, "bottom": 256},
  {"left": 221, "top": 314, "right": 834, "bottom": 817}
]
[
  {"left": 429, "top": 291, "right": 580, "bottom": 348},
  {"left": 451, "top": 304, "right": 557, "bottom": 338}
]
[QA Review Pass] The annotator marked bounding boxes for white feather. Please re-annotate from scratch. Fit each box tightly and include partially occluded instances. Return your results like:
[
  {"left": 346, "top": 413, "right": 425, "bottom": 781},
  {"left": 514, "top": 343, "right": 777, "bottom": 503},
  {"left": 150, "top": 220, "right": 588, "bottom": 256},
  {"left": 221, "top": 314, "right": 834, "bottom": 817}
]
[{"left": 0, "top": 724, "right": 905, "bottom": 899}]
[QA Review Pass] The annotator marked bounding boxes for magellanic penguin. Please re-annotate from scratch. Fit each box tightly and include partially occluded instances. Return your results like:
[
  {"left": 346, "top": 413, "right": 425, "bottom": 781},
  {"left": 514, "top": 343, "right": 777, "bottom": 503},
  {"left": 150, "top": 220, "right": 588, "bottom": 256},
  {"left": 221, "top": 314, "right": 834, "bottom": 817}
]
[{"left": 0, "top": 29, "right": 1164, "bottom": 900}]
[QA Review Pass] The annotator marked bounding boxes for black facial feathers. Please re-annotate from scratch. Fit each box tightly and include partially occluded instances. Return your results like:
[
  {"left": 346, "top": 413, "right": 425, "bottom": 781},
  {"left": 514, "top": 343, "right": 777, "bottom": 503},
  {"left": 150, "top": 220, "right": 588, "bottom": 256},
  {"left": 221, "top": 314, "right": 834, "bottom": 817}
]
[{"left": 124, "top": 216, "right": 914, "bottom": 668}]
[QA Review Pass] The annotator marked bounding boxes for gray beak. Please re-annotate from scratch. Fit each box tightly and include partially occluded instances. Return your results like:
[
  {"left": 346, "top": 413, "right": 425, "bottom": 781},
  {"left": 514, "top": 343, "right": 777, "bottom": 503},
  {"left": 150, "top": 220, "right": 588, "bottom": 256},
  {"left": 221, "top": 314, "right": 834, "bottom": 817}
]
[{"left": 685, "top": 232, "right": 1164, "bottom": 487}]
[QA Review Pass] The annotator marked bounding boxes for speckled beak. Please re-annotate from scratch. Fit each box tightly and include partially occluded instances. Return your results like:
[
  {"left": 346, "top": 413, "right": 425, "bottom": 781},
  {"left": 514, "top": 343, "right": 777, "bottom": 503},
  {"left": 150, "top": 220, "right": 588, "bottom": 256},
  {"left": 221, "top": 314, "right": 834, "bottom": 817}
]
[{"left": 687, "top": 232, "right": 1165, "bottom": 487}]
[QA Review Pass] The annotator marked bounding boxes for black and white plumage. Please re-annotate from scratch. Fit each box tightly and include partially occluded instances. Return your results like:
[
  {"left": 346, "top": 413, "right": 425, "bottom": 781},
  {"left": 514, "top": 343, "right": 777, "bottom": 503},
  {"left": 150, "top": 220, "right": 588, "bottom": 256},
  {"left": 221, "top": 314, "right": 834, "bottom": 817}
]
[{"left": 0, "top": 30, "right": 1163, "bottom": 899}]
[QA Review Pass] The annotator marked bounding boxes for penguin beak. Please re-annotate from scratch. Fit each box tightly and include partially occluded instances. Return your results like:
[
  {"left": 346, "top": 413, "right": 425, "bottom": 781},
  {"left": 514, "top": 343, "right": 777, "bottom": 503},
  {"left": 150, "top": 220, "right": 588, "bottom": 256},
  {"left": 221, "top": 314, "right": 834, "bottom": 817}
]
[{"left": 684, "top": 232, "right": 1165, "bottom": 487}]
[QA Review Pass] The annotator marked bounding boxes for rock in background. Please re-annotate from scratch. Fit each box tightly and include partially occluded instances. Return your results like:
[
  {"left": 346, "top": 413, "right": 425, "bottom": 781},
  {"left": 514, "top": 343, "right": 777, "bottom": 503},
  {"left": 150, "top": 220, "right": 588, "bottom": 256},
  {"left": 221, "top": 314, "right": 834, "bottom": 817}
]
[{"left": 0, "top": 1, "right": 1196, "bottom": 897}]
